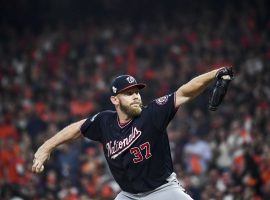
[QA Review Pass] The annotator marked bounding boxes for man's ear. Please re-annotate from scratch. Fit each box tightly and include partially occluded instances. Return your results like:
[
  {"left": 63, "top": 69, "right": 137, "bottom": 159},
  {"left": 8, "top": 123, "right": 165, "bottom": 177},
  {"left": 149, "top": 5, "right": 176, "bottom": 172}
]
[{"left": 110, "top": 96, "right": 119, "bottom": 106}]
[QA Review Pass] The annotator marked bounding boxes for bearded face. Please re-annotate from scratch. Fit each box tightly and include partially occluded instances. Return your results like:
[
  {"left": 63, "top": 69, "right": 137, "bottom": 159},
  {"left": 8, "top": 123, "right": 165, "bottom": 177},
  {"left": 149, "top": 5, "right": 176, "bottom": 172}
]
[
  {"left": 110, "top": 87, "right": 143, "bottom": 119},
  {"left": 114, "top": 88, "right": 143, "bottom": 118},
  {"left": 119, "top": 100, "right": 143, "bottom": 117}
]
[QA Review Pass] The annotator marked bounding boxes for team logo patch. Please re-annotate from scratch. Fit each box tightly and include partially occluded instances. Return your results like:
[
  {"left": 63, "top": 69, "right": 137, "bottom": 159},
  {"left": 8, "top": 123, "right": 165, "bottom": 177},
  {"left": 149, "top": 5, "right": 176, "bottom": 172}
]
[
  {"left": 155, "top": 95, "right": 169, "bottom": 105},
  {"left": 126, "top": 76, "right": 135, "bottom": 84},
  {"left": 112, "top": 86, "right": 117, "bottom": 94}
]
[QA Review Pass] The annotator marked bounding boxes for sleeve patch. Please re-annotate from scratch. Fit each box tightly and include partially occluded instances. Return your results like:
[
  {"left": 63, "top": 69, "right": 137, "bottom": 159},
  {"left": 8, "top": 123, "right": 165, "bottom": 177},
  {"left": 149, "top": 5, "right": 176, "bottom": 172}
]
[{"left": 155, "top": 95, "right": 169, "bottom": 105}]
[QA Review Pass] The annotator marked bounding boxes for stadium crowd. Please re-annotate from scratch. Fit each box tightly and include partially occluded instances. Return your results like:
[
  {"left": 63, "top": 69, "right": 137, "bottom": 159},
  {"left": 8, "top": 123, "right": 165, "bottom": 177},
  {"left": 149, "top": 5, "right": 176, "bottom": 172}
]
[{"left": 1, "top": 0, "right": 270, "bottom": 199}]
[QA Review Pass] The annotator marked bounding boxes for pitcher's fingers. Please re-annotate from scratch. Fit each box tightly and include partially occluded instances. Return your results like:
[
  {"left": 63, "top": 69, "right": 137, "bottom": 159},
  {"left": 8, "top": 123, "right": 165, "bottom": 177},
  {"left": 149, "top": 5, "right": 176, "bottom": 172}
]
[
  {"left": 32, "top": 160, "right": 42, "bottom": 173},
  {"left": 32, "top": 160, "right": 38, "bottom": 172},
  {"left": 35, "top": 162, "right": 43, "bottom": 173},
  {"left": 32, "top": 158, "right": 39, "bottom": 167},
  {"left": 38, "top": 165, "right": 45, "bottom": 173}
]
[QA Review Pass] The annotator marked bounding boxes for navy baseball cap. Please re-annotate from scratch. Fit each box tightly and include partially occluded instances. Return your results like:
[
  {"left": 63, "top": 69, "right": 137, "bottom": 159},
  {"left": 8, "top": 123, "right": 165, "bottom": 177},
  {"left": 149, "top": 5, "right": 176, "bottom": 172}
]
[{"left": 110, "top": 75, "right": 146, "bottom": 95}]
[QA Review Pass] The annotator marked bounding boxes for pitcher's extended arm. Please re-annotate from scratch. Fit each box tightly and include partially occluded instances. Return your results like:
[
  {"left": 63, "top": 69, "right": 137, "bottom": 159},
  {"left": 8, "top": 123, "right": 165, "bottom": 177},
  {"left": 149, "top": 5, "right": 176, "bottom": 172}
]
[{"left": 32, "top": 119, "right": 86, "bottom": 173}]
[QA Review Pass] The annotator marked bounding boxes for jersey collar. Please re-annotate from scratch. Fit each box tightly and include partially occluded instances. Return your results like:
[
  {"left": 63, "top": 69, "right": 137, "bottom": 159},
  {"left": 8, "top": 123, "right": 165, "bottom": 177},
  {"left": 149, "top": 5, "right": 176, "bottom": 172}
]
[{"left": 117, "top": 116, "right": 133, "bottom": 128}]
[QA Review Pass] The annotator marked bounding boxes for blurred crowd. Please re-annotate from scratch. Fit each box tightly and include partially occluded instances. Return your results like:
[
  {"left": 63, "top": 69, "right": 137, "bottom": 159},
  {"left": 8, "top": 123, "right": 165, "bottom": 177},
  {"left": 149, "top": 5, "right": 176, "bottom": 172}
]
[{"left": 1, "top": 0, "right": 270, "bottom": 199}]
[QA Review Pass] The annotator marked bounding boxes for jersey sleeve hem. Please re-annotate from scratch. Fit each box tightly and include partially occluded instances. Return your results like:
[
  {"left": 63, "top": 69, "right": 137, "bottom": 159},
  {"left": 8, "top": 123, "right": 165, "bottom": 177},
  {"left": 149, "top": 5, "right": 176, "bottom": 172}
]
[
  {"left": 80, "top": 118, "right": 91, "bottom": 136},
  {"left": 173, "top": 92, "right": 180, "bottom": 110}
]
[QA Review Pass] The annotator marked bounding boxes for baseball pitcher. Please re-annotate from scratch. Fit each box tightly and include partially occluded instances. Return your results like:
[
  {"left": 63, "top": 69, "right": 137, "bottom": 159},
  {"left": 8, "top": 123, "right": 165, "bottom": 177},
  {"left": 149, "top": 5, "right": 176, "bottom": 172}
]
[{"left": 32, "top": 67, "right": 233, "bottom": 199}]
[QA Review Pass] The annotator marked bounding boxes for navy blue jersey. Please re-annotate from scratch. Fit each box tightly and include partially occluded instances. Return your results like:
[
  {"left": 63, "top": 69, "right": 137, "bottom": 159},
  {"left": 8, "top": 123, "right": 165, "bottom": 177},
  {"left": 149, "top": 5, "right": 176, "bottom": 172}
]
[{"left": 80, "top": 93, "right": 179, "bottom": 193}]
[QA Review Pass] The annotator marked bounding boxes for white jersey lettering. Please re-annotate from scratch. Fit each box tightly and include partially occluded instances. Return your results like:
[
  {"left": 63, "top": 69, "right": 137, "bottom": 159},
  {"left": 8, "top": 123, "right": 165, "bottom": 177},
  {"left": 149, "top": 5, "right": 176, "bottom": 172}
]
[{"left": 106, "top": 127, "right": 142, "bottom": 159}]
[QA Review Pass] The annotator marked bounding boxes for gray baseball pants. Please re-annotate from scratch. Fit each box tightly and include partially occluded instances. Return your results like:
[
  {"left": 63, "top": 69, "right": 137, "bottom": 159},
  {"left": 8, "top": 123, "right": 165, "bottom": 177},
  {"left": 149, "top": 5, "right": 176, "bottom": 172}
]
[{"left": 115, "top": 173, "right": 193, "bottom": 200}]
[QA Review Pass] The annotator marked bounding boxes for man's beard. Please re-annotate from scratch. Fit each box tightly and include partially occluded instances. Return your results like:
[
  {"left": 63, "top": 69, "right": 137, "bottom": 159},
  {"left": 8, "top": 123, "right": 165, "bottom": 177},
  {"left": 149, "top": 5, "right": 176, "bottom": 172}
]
[{"left": 119, "top": 102, "right": 142, "bottom": 118}]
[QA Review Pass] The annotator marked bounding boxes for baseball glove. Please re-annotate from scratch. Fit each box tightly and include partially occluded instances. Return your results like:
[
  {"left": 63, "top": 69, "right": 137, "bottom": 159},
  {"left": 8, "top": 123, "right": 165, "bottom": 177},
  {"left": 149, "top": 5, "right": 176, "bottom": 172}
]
[{"left": 208, "top": 67, "right": 234, "bottom": 111}]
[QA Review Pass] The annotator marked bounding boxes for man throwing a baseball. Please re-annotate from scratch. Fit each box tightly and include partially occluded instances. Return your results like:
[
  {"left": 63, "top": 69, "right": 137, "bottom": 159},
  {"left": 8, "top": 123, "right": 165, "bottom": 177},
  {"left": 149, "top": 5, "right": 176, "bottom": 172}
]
[{"left": 32, "top": 67, "right": 233, "bottom": 199}]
